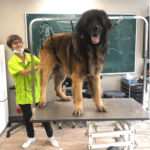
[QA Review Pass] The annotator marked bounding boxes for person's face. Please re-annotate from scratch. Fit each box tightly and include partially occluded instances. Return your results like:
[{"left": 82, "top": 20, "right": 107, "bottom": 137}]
[{"left": 11, "top": 40, "right": 23, "bottom": 51}]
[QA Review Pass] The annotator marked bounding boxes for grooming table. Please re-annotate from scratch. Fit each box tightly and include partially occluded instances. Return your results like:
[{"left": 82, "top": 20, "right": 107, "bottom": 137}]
[{"left": 31, "top": 98, "right": 149, "bottom": 150}]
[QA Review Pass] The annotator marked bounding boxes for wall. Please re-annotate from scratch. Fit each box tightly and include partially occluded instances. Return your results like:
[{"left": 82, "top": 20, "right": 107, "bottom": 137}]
[{"left": 0, "top": 0, "right": 149, "bottom": 103}]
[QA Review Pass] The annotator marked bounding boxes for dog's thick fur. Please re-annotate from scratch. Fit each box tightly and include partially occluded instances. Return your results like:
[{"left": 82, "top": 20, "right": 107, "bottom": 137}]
[{"left": 38, "top": 9, "right": 113, "bottom": 116}]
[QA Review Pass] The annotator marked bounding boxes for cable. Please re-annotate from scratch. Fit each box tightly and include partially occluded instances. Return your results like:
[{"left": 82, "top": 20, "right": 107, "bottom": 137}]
[{"left": 0, "top": 98, "right": 8, "bottom": 102}]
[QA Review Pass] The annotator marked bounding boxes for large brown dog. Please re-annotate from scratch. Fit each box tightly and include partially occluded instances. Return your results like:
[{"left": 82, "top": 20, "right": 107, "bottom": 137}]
[{"left": 38, "top": 9, "right": 114, "bottom": 116}]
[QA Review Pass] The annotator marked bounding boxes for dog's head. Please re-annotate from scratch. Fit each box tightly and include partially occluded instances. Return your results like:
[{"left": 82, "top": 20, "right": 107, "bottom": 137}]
[{"left": 75, "top": 9, "right": 112, "bottom": 45}]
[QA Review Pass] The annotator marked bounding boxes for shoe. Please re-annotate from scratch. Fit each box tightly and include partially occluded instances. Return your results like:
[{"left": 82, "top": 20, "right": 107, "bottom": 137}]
[
  {"left": 48, "top": 136, "right": 59, "bottom": 147},
  {"left": 22, "top": 137, "right": 35, "bottom": 148}
]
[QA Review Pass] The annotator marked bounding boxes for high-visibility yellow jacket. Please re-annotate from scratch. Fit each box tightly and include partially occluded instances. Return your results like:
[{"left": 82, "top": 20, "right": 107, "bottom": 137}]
[{"left": 8, "top": 53, "right": 40, "bottom": 104}]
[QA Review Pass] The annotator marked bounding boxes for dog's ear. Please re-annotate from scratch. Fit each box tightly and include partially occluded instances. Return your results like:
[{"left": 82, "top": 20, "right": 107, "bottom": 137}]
[
  {"left": 75, "top": 18, "right": 84, "bottom": 36},
  {"left": 105, "top": 18, "right": 113, "bottom": 31},
  {"left": 98, "top": 10, "right": 113, "bottom": 31}
]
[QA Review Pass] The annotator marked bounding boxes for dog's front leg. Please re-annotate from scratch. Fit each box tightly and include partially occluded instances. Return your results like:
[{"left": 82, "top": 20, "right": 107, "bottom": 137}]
[
  {"left": 87, "top": 75, "right": 107, "bottom": 112},
  {"left": 71, "top": 73, "right": 84, "bottom": 116}
]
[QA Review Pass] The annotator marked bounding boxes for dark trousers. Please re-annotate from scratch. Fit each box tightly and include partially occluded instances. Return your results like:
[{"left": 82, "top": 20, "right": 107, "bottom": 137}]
[{"left": 19, "top": 103, "right": 53, "bottom": 138}]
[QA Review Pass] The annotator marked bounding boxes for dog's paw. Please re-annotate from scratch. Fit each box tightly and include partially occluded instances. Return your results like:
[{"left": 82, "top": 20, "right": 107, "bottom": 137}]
[
  {"left": 61, "top": 96, "right": 72, "bottom": 101},
  {"left": 97, "top": 104, "right": 108, "bottom": 112},
  {"left": 38, "top": 101, "right": 46, "bottom": 108},
  {"left": 73, "top": 109, "right": 83, "bottom": 117}
]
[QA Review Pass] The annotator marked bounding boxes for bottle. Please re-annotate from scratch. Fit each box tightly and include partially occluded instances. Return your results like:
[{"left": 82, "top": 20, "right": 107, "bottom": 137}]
[{"left": 17, "top": 104, "right": 22, "bottom": 113}]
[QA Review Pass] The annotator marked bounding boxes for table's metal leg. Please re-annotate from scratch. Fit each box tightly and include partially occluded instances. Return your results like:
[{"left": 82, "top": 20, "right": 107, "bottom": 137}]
[
  {"left": 86, "top": 121, "right": 94, "bottom": 149},
  {"left": 86, "top": 121, "right": 135, "bottom": 150},
  {"left": 118, "top": 121, "right": 135, "bottom": 150},
  {"left": 127, "top": 121, "right": 134, "bottom": 150},
  {"left": 114, "top": 135, "right": 122, "bottom": 150}
]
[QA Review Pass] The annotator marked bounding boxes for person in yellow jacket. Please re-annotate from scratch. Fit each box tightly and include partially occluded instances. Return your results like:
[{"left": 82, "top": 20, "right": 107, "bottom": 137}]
[{"left": 7, "top": 35, "right": 59, "bottom": 149}]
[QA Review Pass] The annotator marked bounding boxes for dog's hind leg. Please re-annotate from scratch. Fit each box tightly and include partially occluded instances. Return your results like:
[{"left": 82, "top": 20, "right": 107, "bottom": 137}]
[
  {"left": 54, "top": 66, "right": 71, "bottom": 101},
  {"left": 38, "top": 50, "right": 56, "bottom": 108},
  {"left": 38, "top": 65, "right": 54, "bottom": 108},
  {"left": 71, "top": 73, "right": 85, "bottom": 116},
  {"left": 87, "top": 75, "right": 107, "bottom": 112}
]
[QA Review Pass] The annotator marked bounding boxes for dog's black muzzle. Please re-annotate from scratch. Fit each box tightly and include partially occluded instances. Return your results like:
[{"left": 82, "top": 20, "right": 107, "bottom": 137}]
[{"left": 90, "top": 25, "right": 102, "bottom": 44}]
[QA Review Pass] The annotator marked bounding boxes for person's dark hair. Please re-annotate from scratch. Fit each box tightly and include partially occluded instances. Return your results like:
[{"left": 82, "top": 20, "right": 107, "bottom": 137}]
[{"left": 6, "top": 35, "right": 22, "bottom": 49}]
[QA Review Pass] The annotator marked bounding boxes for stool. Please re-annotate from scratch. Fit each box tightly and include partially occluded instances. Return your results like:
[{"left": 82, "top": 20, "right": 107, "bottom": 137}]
[{"left": 103, "top": 90, "right": 125, "bottom": 98}]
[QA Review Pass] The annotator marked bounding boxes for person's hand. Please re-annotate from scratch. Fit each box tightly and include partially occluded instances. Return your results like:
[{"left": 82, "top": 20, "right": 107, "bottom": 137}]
[
  {"left": 34, "top": 65, "right": 40, "bottom": 71},
  {"left": 17, "top": 104, "right": 21, "bottom": 109},
  {"left": 34, "top": 61, "right": 43, "bottom": 71}
]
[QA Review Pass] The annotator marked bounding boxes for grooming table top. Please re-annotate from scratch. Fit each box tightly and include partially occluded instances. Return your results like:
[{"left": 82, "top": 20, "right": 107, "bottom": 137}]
[{"left": 31, "top": 98, "right": 149, "bottom": 122}]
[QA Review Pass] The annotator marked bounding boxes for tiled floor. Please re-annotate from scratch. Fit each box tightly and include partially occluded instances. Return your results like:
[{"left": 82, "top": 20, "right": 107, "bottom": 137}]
[{"left": 0, "top": 120, "right": 149, "bottom": 150}]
